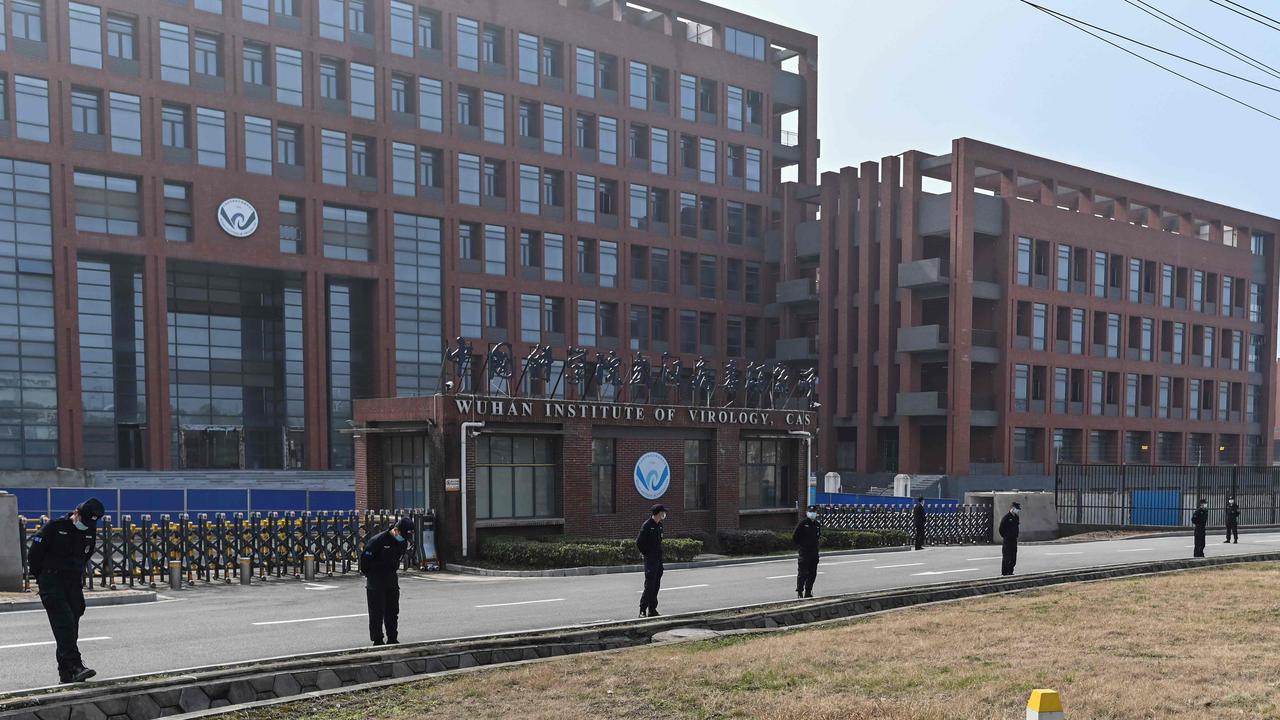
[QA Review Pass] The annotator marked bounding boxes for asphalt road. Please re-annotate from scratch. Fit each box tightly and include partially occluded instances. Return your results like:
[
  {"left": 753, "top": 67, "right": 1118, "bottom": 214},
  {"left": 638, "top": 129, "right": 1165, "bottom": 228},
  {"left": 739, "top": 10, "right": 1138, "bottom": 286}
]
[{"left": 1, "top": 531, "right": 1273, "bottom": 693}]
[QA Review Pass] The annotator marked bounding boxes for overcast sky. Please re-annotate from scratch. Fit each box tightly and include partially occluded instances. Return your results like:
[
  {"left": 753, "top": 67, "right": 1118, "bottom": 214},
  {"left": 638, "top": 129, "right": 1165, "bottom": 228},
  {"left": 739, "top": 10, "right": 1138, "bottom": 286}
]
[{"left": 715, "top": 0, "right": 1280, "bottom": 217}]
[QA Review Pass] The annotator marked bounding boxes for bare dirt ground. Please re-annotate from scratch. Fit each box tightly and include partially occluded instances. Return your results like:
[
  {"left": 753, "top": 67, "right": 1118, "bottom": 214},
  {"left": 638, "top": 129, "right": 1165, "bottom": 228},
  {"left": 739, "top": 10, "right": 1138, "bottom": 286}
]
[{"left": 233, "top": 563, "right": 1280, "bottom": 720}]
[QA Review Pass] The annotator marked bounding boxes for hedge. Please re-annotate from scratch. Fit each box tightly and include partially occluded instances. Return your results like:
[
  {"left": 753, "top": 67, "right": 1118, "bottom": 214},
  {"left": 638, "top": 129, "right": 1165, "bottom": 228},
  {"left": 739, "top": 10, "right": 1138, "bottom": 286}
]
[
  {"left": 479, "top": 535, "right": 704, "bottom": 569},
  {"left": 716, "top": 528, "right": 908, "bottom": 556}
]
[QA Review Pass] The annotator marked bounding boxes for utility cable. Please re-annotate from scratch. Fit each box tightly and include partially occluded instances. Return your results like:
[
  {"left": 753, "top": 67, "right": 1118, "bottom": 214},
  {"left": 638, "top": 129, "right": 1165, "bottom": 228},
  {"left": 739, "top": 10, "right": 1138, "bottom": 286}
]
[{"left": 1122, "top": 0, "right": 1280, "bottom": 81}]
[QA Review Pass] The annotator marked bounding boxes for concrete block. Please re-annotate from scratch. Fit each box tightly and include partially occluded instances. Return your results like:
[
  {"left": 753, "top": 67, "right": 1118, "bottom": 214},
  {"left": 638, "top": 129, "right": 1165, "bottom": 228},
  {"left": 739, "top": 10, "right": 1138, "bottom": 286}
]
[
  {"left": 35, "top": 707, "right": 71, "bottom": 720},
  {"left": 0, "top": 492, "right": 23, "bottom": 592},
  {"left": 293, "top": 671, "right": 317, "bottom": 689},
  {"left": 315, "top": 669, "right": 342, "bottom": 691},
  {"left": 391, "top": 662, "right": 413, "bottom": 678},
  {"left": 458, "top": 653, "right": 478, "bottom": 668},
  {"left": 227, "top": 680, "right": 256, "bottom": 705},
  {"left": 272, "top": 674, "right": 301, "bottom": 698},
  {"left": 967, "top": 491, "right": 1058, "bottom": 542},
  {"left": 97, "top": 700, "right": 128, "bottom": 716},
  {"left": 69, "top": 704, "right": 108, "bottom": 720},
  {"left": 125, "top": 695, "right": 161, "bottom": 720},
  {"left": 178, "top": 687, "right": 211, "bottom": 713},
  {"left": 149, "top": 690, "right": 181, "bottom": 709},
  {"left": 204, "top": 682, "right": 229, "bottom": 700},
  {"left": 421, "top": 658, "right": 447, "bottom": 674}
]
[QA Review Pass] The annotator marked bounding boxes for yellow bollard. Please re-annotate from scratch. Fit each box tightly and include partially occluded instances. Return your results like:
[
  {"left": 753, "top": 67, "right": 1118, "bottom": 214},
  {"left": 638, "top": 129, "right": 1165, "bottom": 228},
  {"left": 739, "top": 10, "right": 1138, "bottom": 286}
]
[{"left": 1027, "top": 689, "right": 1064, "bottom": 720}]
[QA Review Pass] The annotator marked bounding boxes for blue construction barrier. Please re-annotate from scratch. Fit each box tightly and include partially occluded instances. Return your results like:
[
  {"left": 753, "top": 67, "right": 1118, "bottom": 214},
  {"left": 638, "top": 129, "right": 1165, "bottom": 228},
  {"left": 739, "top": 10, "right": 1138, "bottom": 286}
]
[
  {"left": 1130, "top": 489, "right": 1182, "bottom": 526},
  {"left": 4, "top": 488, "right": 356, "bottom": 521},
  {"left": 815, "top": 491, "right": 960, "bottom": 511}
]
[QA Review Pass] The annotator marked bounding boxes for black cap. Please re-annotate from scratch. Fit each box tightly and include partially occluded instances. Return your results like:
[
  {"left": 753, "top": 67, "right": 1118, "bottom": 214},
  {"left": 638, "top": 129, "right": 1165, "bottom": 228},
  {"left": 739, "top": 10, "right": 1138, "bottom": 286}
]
[
  {"left": 916, "top": 496, "right": 925, "bottom": 502},
  {"left": 77, "top": 498, "right": 105, "bottom": 524},
  {"left": 807, "top": 504, "right": 818, "bottom": 512},
  {"left": 395, "top": 517, "right": 414, "bottom": 534},
  {"left": 1010, "top": 502, "right": 1022, "bottom": 510},
  {"left": 650, "top": 504, "right": 666, "bottom": 515}
]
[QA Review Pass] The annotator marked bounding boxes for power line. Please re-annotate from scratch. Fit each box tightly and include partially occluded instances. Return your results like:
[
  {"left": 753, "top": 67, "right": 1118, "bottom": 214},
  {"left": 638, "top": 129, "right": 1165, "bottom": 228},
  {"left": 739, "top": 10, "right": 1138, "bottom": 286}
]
[
  {"left": 1122, "top": 0, "right": 1280, "bottom": 82},
  {"left": 1018, "top": 0, "right": 1280, "bottom": 123},
  {"left": 1211, "top": 0, "right": 1280, "bottom": 32},
  {"left": 1025, "top": 2, "right": 1280, "bottom": 94}
]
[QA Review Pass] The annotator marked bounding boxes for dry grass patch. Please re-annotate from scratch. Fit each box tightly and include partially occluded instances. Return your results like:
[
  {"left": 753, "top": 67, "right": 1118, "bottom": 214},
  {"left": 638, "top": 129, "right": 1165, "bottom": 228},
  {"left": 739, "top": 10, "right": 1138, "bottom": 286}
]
[{"left": 233, "top": 564, "right": 1280, "bottom": 720}]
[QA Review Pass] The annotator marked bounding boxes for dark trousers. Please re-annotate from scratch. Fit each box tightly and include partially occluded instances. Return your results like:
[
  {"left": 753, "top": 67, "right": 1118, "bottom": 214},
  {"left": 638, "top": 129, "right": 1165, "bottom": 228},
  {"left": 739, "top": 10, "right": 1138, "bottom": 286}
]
[
  {"left": 1001, "top": 541, "right": 1017, "bottom": 576},
  {"left": 366, "top": 575, "right": 400, "bottom": 642},
  {"left": 913, "top": 527, "right": 925, "bottom": 550},
  {"left": 1194, "top": 528, "right": 1206, "bottom": 557},
  {"left": 1226, "top": 523, "right": 1239, "bottom": 543},
  {"left": 38, "top": 573, "right": 86, "bottom": 676},
  {"left": 796, "top": 553, "right": 819, "bottom": 596},
  {"left": 640, "top": 560, "right": 663, "bottom": 613}
]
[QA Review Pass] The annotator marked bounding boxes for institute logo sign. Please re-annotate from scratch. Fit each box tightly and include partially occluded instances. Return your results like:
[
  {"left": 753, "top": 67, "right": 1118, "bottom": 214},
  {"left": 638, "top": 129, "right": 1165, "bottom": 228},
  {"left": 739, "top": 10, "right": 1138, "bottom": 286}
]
[
  {"left": 633, "top": 452, "right": 671, "bottom": 500},
  {"left": 217, "top": 198, "right": 259, "bottom": 238}
]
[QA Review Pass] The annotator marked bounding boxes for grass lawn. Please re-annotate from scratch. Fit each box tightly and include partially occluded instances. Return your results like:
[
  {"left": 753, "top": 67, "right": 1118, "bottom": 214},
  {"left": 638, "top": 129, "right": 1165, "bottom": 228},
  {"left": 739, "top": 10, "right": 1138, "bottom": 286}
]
[{"left": 231, "top": 563, "right": 1280, "bottom": 720}]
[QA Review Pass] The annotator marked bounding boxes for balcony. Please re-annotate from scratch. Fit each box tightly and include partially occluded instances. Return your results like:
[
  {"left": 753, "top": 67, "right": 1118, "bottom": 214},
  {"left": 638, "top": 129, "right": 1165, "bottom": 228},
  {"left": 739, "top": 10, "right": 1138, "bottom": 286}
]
[
  {"left": 898, "top": 257, "right": 949, "bottom": 289},
  {"left": 776, "top": 337, "right": 818, "bottom": 361},
  {"left": 773, "top": 67, "right": 805, "bottom": 110},
  {"left": 897, "top": 391, "right": 948, "bottom": 416},
  {"left": 774, "top": 131, "right": 803, "bottom": 166},
  {"left": 795, "top": 221, "right": 820, "bottom": 259},
  {"left": 916, "top": 192, "right": 1004, "bottom": 237},
  {"left": 897, "top": 324, "right": 949, "bottom": 353},
  {"left": 776, "top": 278, "right": 817, "bottom": 304}
]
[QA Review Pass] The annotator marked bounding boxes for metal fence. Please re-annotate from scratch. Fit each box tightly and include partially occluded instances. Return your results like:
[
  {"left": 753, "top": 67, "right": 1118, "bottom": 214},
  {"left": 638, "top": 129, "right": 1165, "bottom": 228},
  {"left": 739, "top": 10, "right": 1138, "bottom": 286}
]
[
  {"left": 817, "top": 504, "right": 993, "bottom": 545},
  {"left": 18, "top": 509, "right": 436, "bottom": 590},
  {"left": 1057, "top": 464, "right": 1280, "bottom": 527}
]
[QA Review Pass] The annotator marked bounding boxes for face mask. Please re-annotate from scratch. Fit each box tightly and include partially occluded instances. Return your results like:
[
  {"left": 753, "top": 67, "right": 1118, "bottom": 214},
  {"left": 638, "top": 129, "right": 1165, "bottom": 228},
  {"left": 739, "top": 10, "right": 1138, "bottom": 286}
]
[
  {"left": 806, "top": 512, "right": 817, "bottom": 520},
  {"left": 73, "top": 520, "right": 88, "bottom": 531},
  {"left": 393, "top": 533, "right": 406, "bottom": 543},
  {"left": 1011, "top": 508, "right": 1020, "bottom": 515}
]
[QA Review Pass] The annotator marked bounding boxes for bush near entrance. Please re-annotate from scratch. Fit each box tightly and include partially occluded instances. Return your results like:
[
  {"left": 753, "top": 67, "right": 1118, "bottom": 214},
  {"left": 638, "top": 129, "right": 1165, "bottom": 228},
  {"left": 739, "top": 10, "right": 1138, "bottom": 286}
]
[
  {"left": 716, "top": 529, "right": 908, "bottom": 556},
  {"left": 479, "top": 536, "right": 704, "bottom": 569}
]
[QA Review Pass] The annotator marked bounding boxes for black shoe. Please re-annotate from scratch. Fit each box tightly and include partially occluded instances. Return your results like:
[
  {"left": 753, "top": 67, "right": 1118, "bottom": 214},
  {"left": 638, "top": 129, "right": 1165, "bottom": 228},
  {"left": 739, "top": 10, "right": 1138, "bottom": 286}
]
[
  {"left": 58, "top": 673, "right": 73, "bottom": 684},
  {"left": 1225, "top": 539, "right": 1231, "bottom": 543},
  {"left": 796, "top": 590, "right": 803, "bottom": 599},
  {"left": 647, "top": 609, "right": 660, "bottom": 617},
  {"left": 387, "top": 639, "right": 399, "bottom": 645},
  {"left": 69, "top": 667, "right": 96, "bottom": 683},
  {"left": 804, "top": 592, "right": 813, "bottom": 598},
  {"left": 372, "top": 639, "right": 385, "bottom": 646},
  {"left": 638, "top": 608, "right": 647, "bottom": 618}
]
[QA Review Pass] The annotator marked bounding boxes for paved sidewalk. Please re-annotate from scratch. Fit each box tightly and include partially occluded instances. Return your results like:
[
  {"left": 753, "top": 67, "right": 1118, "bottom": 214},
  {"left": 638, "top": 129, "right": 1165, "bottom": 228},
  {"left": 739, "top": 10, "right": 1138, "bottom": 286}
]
[{"left": 0, "top": 589, "right": 157, "bottom": 612}]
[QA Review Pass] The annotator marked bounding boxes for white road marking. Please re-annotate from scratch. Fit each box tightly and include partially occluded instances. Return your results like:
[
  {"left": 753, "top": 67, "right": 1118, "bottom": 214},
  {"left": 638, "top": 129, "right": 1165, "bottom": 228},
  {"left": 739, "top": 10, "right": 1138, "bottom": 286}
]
[
  {"left": 913, "top": 568, "right": 980, "bottom": 576},
  {"left": 0, "top": 637, "right": 111, "bottom": 651},
  {"left": 873, "top": 563, "right": 924, "bottom": 569},
  {"left": 303, "top": 583, "right": 338, "bottom": 591},
  {"left": 474, "top": 598, "right": 565, "bottom": 608},
  {"left": 822, "top": 559, "right": 878, "bottom": 566},
  {"left": 965, "top": 556, "right": 1002, "bottom": 561},
  {"left": 635, "top": 584, "right": 709, "bottom": 593},
  {"left": 1045, "top": 551, "right": 1084, "bottom": 556},
  {"left": 1116, "top": 548, "right": 1154, "bottom": 553},
  {"left": 765, "top": 572, "right": 825, "bottom": 580},
  {"left": 252, "top": 613, "right": 366, "bottom": 626}
]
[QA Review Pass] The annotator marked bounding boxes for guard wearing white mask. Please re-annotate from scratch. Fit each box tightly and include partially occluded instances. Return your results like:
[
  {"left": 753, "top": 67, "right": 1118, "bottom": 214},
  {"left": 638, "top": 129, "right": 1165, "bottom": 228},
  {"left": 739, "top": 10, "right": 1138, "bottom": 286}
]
[
  {"left": 27, "top": 497, "right": 105, "bottom": 683},
  {"left": 793, "top": 504, "right": 822, "bottom": 598},
  {"left": 999, "top": 502, "right": 1021, "bottom": 576}
]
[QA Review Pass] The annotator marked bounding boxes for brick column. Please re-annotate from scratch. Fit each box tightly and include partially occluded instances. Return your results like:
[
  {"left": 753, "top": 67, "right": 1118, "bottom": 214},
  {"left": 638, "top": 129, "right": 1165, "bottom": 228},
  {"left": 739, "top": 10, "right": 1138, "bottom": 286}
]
[
  {"left": 143, "top": 253, "right": 172, "bottom": 469},
  {"left": 714, "top": 427, "right": 741, "bottom": 534}
]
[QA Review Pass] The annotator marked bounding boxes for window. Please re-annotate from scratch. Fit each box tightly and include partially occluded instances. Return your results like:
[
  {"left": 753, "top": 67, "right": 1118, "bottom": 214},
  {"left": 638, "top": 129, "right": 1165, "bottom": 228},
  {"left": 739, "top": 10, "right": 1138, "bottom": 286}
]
[
  {"left": 544, "top": 233, "right": 565, "bottom": 282},
  {"left": 195, "top": 0, "right": 223, "bottom": 12},
  {"left": 456, "top": 17, "right": 479, "bottom": 71},
  {"left": 483, "top": 159, "right": 505, "bottom": 201},
  {"left": 350, "top": 135, "right": 374, "bottom": 180},
  {"left": 244, "top": 116, "right": 272, "bottom": 174},
  {"left": 458, "top": 153, "right": 481, "bottom": 206},
  {"left": 108, "top": 92, "right": 141, "bottom": 155},
  {"left": 1252, "top": 231, "right": 1267, "bottom": 256},
  {"left": 484, "top": 224, "right": 507, "bottom": 275},
  {"left": 1016, "top": 237, "right": 1032, "bottom": 286},
  {"left": 392, "top": 143, "right": 415, "bottom": 196},
  {"left": 389, "top": 1, "right": 413, "bottom": 56},
  {"left": 159, "top": 22, "right": 190, "bottom": 84},
  {"left": 419, "top": 76, "right": 443, "bottom": 131},
  {"left": 417, "top": 7, "right": 440, "bottom": 49},
  {"left": 600, "top": 241, "right": 618, "bottom": 288},
  {"left": 518, "top": 33, "right": 539, "bottom": 84},
  {"left": 591, "top": 439, "right": 615, "bottom": 514},
  {"left": 740, "top": 439, "right": 789, "bottom": 509},
  {"left": 519, "top": 164, "right": 539, "bottom": 214},
  {"left": 163, "top": 182, "right": 192, "bottom": 242},
  {"left": 318, "top": 0, "right": 343, "bottom": 40},
  {"left": 350, "top": 62, "right": 375, "bottom": 119},
  {"left": 725, "top": 26, "right": 766, "bottom": 60},
  {"left": 460, "top": 287, "right": 482, "bottom": 337},
  {"left": 483, "top": 91, "right": 505, "bottom": 144},
  {"left": 475, "top": 436, "right": 557, "bottom": 520},
  {"left": 542, "top": 39, "right": 564, "bottom": 80},
  {"left": 482, "top": 23, "right": 504, "bottom": 64},
  {"left": 347, "top": 0, "right": 368, "bottom": 34},
  {"left": 319, "top": 58, "right": 344, "bottom": 103},
  {"left": 745, "top": 147, "right": 762, "bottom": 192},
  {"left": 391, "top": 74, "right": 411, "bottom": 114},
  {"left": 162, "top": 103, "right": 188, "bottom": 149},
  {"left": 727, "top": 85, "right": 744, "bottom": 131},
  {"left": 599, "top": 116, "right": 618, "bottom": 166},
  {"left": 106, "top": 13, "right": 136, "bottom": 60},
  {"left": 322, "top": 203, "right": 374, "bottom": 261},
  {"left": 74, "top": 171, "right": 140, "bottom": 235},
  {"left": 194, "top": 31, "right": 222, "bottom": 78},
  {"left": 577, "top": 174, "right": 597, "bottom": 223},
  {"left": 543, "top": 103, "right": 563, "bottom": 155},
  {"left": 242, "top": 0, "right": 269, "bottom": 24},
  {"left": 457, "top": 86, "right": 478, "bottom": 127},
  {"left": 1192, "top": 270, "right": 1204, "bottom": 312},
  {"left": 699, "top": 255, "right": 717, "bottom": 299},
  {"left": 275, "top": 47, "right": 302, "bottom": 105},
  {"left": 576, "top": 47, "right": 596, "bottom": 98},
  {"left": 69, "top": 2, "right": 102, "bottom": 68},
  {"left": 651, "top": 128, "right": 669, "bottom": 175},
  {"left": 276, "top": 123, "right": 301, "bottom": 166},
  {"left": 629, "top": 61, "right": 648, "bottom": 110},
  {"left": 577, "top": 300, "right": 597, "bottom": 346},
  {"left": 680, "top": 73, "right": 696, "bottom": 121},
  {"left": 12, "top": 0, "right": 42, "bottom": 41},
  {"left": 70, "top": 88, "right": 102, "bottom": 135},
  {"left": 680, "top": 440, "right": 709, "bottom": 510},
  {"left": 243, "top": 41, "right": 269, "bottom": 86},
  {"left": 418, "top": 147, "right": 442, "bottom": 190},
  {"left": 321, "top": 129, "right": 346, "bottom": 185},
  {"left": 195, "top": 107, "right": 225, "bottom": 166}
]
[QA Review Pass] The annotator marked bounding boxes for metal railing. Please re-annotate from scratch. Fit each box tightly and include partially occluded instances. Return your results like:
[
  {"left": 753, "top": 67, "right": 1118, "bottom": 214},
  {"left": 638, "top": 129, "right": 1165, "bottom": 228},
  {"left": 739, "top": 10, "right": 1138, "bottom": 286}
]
[
  {"left": 817, "top": 504, "right": 992, "bottom": 545},
  {"left": 1056, "top": 464, "right": 1280, "bottom": 527},
  {"left": 18, "top": 509, "right": 436, "bottom": 590}
]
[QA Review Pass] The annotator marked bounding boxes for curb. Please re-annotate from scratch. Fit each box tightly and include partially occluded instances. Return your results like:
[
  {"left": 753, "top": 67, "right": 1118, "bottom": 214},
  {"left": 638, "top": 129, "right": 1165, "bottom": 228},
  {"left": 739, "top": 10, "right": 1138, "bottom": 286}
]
[
  {"left": 1026, "top": 525, "right": 1280, "bottom": 545},
  {"left": 447, "top": 544, "right": 914, "bottom": 577},
  {"left": 0, "top": 590, "right": 157, "bottom": 613},
  {"left": 6, "top": 553, "right": 1279, "bottom": 720}
]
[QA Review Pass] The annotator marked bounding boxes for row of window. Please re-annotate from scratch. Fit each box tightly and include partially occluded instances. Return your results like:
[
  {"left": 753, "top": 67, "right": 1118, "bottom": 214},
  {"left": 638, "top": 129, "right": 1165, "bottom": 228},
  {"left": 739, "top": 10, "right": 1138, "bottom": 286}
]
[
  {"left": 1013, "top": 301, "right": 1265, "bottom": 372},
  {"left": 1013, "top": 428, "right": 1265, "bottom": 466},
  {"left": 1012, "top": 364, "right": 1265, "bottom": 424},
  {"left": 1016, "top": 237, "right": 1268, "bottom": 321}
]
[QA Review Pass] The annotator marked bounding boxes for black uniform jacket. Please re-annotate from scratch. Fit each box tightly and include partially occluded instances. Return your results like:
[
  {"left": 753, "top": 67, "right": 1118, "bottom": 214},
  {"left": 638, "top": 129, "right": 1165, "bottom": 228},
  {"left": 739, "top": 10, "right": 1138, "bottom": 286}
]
[
  {"left": 636, "top": 518, "right": 664, "bottom": 564},
  {"left": 793, "top": 518, "right": 821, "bottom": 555},
  {"left": 27, "top": 516, "right": 95, "bottom": 580},
  {"left": 998, "top": 512, "right": 1020, "bottom": 544},
  {"left": 359, "top": 530, "right": 407, "bottom": 577}
]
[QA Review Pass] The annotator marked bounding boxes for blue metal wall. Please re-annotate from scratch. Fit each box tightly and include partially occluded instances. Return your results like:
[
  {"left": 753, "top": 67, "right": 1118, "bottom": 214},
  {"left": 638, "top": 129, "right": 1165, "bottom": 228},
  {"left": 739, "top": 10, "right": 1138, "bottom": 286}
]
[
  {"left": 4, "top": 488, "right": 355, "bottom": 521},
  {"left": 816, "top": 491, "right": 960, "bottom": 511}
]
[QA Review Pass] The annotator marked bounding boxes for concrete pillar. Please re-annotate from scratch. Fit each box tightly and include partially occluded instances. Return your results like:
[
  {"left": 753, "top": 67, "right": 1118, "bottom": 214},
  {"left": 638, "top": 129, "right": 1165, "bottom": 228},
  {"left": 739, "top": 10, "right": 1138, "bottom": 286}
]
[
  {"left": 1026, "top": 689, "right": 1064, "bottom": 719},
  {"left": 0, "top": 493, "right": 22, "bottom": 591}
]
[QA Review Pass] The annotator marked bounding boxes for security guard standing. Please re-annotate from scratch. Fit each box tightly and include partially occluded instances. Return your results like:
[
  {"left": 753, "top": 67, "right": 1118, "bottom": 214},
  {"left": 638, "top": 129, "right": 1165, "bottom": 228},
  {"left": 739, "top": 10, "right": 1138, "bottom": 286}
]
[
  {"left": 1224, "top": 497, "right": 1241, "bottom": 544},
  {"left": 27, "top": 497, "right": 105, "bottom": 683},
  {"left": 637, "top": 504, "right": 666, "bottom": 617},
  {"left": 912, "top": 496, "right": 927, "bottom": 550},
  {"left": 1192, "top": 499, "right": 1208, "bottom": 557},
  {"left": 359, "top": 517, "right": 413, "bottom": 646},
  {"left": 999, "top": 502, "right": 1021, "bottom": 576},
  {"left": 793, "top": 504, "right": 821, "bottom": 598}
]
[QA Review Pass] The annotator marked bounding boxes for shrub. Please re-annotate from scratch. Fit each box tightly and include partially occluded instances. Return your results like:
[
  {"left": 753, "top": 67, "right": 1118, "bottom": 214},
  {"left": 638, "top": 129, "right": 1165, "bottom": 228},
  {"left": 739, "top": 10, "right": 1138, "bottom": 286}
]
[
  {"left": 717, "top": 529, "right": 785, "bottom": 556},
  {"left": 479, "top": 535, "right": 703, "bottom": 569},
  {"left": 822, "top": 529, "right": 910, "bottom": 549}
]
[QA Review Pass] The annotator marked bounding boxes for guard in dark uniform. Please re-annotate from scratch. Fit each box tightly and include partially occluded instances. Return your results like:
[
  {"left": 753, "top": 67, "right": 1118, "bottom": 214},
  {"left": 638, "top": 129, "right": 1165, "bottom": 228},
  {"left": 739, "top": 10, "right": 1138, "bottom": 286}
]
[
  {"left": 1224, "top": 497, "right": 1241, "bottom": 544},
  {"left": 637, "top": 504, "right": 666, "bottom": 617},
  {"left": 912, "top": 496, "right": 927, "bottom": 550},
  {"left": 999, "top": 502, "right": 1021, "bottom": 576},
  {"left": 793, "top": 504, "right": 821, "bottom": 598},
  {"left": 359, "top": 517, "right": 413, "bottom": 646},
  {"left": 27, "top": 497, "right": 105, "bottom": 683},
  {"left": 1192, "top": 499, "right": 1208, "bottom": 557}
]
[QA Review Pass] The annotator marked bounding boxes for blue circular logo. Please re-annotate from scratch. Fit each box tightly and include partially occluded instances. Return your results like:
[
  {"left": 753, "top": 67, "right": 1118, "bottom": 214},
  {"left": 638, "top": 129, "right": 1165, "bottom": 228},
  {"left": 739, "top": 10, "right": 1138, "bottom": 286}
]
[{"left": 633, "top": 452, "right": 671, "bottom": 500}]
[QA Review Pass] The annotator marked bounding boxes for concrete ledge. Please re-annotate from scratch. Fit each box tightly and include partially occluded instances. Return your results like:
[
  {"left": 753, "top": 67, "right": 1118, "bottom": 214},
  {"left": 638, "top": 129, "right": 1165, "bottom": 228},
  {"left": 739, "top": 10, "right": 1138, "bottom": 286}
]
[
  {"left": 0, "top": 589, "right": 157, "bottom": 613},
  {"left": 447, "top": 545, "right": 913, "bottom": 577},
  {"left": 6, "top": 552, "right": 1279, "bottom": 720}
]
